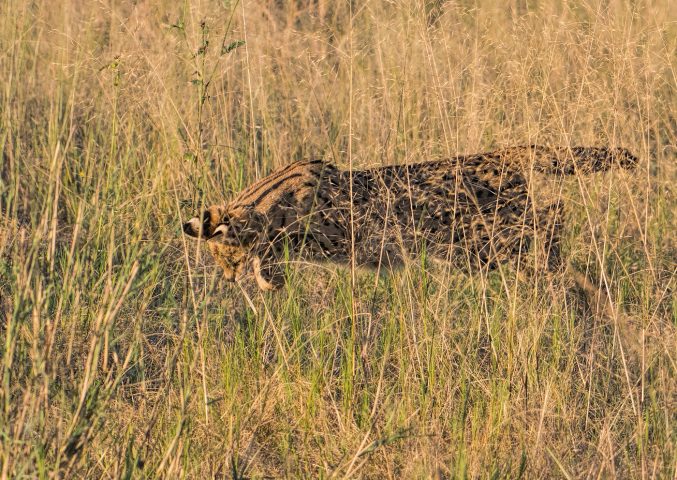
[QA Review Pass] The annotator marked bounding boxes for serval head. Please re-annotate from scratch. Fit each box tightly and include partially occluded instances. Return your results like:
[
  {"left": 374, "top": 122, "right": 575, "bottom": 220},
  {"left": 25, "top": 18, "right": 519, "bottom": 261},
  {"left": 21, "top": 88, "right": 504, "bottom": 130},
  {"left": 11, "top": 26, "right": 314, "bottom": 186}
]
[{"left": 183, "top": 204, "right": 265, "bottom": 284}]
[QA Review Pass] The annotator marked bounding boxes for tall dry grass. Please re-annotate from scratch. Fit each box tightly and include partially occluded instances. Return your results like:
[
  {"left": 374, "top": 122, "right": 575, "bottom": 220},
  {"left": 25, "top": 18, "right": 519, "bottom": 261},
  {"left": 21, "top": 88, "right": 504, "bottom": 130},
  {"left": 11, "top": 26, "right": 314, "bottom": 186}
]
[{"left": 0, "top": 0, "right": 675, "bottom": 477}]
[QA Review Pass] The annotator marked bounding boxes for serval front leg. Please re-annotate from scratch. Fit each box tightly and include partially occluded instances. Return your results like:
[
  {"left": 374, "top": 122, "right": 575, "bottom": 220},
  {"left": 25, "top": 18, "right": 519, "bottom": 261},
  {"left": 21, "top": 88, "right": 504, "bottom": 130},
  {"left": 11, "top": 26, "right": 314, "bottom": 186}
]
[
  {"left": 251, "top": 255, "right": 285, "bottom": 291},
  {"left": 537, "top": 201, "right": 617, "bottom": 320}
]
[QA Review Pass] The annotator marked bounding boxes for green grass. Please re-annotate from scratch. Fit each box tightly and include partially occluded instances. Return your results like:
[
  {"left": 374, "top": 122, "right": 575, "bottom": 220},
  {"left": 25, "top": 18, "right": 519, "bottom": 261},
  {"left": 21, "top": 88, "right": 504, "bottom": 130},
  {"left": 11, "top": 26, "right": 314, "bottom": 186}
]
[{"left": 0, "top": 0, "right": 675, "bottom": 477}]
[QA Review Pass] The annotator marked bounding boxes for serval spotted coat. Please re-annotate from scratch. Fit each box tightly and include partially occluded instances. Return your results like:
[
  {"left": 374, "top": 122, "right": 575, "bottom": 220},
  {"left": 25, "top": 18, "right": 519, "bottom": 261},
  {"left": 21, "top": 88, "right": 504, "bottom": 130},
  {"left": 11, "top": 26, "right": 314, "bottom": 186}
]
[{"left": 183, "top": 146, "right": 637, "bottom": 290}]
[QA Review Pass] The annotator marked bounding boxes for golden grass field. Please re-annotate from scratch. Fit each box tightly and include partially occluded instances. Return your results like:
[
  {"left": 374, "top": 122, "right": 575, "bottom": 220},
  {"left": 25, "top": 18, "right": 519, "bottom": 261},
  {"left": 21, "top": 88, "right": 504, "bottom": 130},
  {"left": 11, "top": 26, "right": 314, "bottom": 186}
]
[{"left": 0, "top": 0, "right": 675, "bottom": 477}]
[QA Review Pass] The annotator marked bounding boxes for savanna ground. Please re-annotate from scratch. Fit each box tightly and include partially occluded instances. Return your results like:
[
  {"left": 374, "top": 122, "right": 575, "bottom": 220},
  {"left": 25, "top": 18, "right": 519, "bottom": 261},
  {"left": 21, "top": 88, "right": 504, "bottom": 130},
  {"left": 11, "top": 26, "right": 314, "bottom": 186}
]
[{"left": 0, "top": 0, "right": 675, "bottom": 478}]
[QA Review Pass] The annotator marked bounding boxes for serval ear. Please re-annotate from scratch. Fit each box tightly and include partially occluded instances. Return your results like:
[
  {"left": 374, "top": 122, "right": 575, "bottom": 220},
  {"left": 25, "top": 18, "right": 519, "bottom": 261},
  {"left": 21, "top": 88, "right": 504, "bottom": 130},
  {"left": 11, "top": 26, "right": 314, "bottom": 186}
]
[
  {"left": 183, "top": 205, "right": 226, "bottom": 239},
  {"left": 183, "top": 215, "right": 204, "bottom": 238},
  {"left": 212, "top": 223, "right": 229, "bottom": 238}
]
